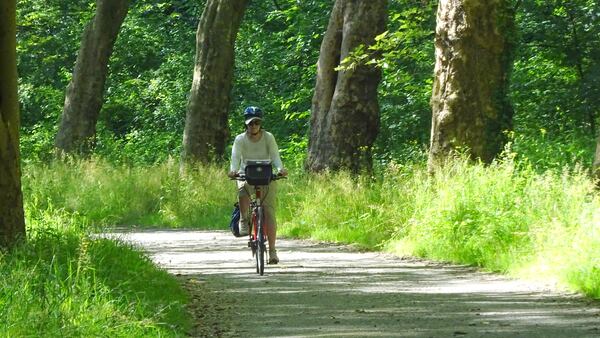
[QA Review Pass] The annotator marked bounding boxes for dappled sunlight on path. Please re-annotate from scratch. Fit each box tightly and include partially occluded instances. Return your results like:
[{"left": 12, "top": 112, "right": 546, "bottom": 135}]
[{"left": 110, "top": 230, "right": 600, "bottom": 337}]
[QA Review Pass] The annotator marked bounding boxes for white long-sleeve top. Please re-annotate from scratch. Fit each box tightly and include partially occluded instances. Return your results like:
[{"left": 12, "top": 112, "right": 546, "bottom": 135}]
[{"left": 229, "top": 130, "right": 284, "bottom": 173}]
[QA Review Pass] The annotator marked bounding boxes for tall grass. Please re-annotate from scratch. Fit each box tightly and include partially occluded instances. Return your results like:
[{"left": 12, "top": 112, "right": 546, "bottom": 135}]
[
  {"left": 277, "top": 171, "right": 390, "bottom": 247},
  {"left": 1, "top": 200, "right": 190, "bottom": 336},
  {"left": 20, "top": 158, "right": 600, "bottom": 299},
  {"left": 22, "top": 158, "right": 233, "bottom": 228},
  {"left": 277, "top": 159, "right": 600, "bottom": 299}
]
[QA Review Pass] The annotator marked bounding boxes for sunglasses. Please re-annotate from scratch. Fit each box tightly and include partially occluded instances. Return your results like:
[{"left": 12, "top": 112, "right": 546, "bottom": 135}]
[{"left": 248, "top": 120, "right": 261, "bottom": 126}]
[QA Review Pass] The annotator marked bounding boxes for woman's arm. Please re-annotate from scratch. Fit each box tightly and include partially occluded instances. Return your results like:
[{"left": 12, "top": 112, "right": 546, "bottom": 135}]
[
  {"left": 267, "top": 132, "right": 284, "bottom": 173},
  {"left": 229, "top": 136, "right": 242, "bottom": 174}
]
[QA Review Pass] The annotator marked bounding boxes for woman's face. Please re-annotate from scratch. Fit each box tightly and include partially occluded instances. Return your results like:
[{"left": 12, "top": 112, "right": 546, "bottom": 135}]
[{"left": 247, "top": 120, "right": 261, "bottom": 135}]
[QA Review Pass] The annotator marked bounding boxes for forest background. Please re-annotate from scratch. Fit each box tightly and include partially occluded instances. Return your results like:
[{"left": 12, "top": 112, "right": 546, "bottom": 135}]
[
  {"left": 19, "top": 0, "right": 599, "bottom": 168},
  {"left": 2, "top": 0, "right": 600, "bottom": 335}
]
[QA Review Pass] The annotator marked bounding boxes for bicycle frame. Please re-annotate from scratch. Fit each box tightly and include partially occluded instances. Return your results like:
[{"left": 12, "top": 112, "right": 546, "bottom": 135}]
[
  {"left": 232, "top": 173, "right": 283, "bottom": 275},
  {"left": 250, "top": 186, "right": 267, "bottom": 275}
]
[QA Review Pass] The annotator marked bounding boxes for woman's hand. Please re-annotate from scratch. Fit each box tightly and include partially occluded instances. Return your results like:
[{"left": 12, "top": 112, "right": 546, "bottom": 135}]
[{"left": 227, "top": 171, "right": 238, "bottom": 178}]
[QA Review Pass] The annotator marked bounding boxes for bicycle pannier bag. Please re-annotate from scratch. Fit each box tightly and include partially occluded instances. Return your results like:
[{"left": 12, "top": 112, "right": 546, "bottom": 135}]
[
  {"left": 229, "top": 203, "right": 242, "bottom": 237},
  {"left": 244, "top": 160, "right": 273, "bottom": 186}
]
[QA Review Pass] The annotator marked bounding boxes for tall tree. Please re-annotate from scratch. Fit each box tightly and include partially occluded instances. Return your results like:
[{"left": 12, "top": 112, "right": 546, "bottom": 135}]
[
  {"left": 428, "top": 0, "right": 516, "bottom": 171},
  {"left": 55, "top": 0, "right": 130, "bottom": 155},
  {"left": 0, "top": 0, "right": 26, "bottom": 248},
  {"left": 306, "top": 0, "right": 387, "bottom": 173},
  {"left": 182, "top": 0, "right": 249, "bottom": 163}
]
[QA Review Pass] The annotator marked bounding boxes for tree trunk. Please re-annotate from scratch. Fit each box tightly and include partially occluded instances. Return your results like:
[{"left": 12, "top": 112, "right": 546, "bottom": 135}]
[
  {"left": 0, "top": 0, "right": 26, "bottom": 248},
  {"left": 593, "top": 135, "right": 600, "bottom": 182},
  {"left": 182, "top": 0, "right": 249, "bottom": 163},
  {"left": 55, "top": 0, "right": 129, "bottom": 155},
  {"left": 306, "top": 0, "right": 387, "bottom": 174},
  {"left": 428, "top": 0, "right": 515, "bottom": 171}
]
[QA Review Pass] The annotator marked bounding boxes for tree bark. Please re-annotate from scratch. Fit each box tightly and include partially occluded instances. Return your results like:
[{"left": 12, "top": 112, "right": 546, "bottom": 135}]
[
  {"left": 428, "top": 0, "right": 515, "bottom": 171},
  {"left": 182, "top": 0, "right": 249, "bottom": 163},
  {"left": 55, "top": 0, "right": 129, "bottom": 155},
  {"left": 306, "top": 0, "right": 387, "bottom": 174},
  {"left": 0, "top": 0, "right": 26, "bottom": 248},
  {"left": 593, "top": 135, "right": 600, "bottom": 183}
]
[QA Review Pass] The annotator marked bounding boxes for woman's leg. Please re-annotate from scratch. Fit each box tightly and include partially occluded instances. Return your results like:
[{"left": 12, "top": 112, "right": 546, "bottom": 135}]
[
  {"left": 239, "top": 195, "right": 250, "bottom": 231},
  {"left": 265, "top": 206, "right": 277, "bottom": 250},
  {"left": 263, "top": 183, "right": 278, "bottom": 262},
  {"left": 237, "top": 182, "right": 251, "bottom": 234}
]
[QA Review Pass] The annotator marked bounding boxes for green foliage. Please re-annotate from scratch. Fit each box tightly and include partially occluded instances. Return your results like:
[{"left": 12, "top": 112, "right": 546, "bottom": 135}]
[
  {"left": 323, "top": 0, "right": 437, "bottom": 165},
  {"left": 231, "top": 0, "right": 331, "bottom": 163},
  {"left": 507, "top": 129, "right": 595, "bottom": 170},
  {"left": 17, "top": 0, "right": 91, "bottom": 164},
  {"left": 0, "top": 213, "right": 190, "bottom": 336},
  {"left": 16, "top": 0, "right": 600, "bottom": 169},
  {"left": 95, "top": 1, "right": 200, "bottom": 164},
  {"left": 511, "top": 0, "right": 600, "bottom": 170},
  {"left": 17, "top": 0, "right": 201, "bottom": 165}
]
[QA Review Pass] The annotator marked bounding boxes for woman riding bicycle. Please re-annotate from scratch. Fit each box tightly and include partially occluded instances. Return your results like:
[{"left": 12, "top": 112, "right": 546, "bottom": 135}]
[{"left": 227, "top": 106, "right": 288, "bottom": 264}]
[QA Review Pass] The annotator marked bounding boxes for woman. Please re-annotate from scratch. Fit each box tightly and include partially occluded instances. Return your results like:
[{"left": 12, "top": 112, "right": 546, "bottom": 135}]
[{"left": 228, "top": 106, "right": 288, "bottom": 264}]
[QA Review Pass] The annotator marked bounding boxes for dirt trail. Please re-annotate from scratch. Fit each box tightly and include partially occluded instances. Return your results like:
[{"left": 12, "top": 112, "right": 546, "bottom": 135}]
[{"left": 114, "top": 230, "right": 600, "bottom": 337}]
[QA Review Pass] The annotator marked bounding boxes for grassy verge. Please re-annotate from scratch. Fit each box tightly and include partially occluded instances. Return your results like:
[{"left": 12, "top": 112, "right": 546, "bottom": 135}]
[
  {"left": 1, "top": 208, "right": 190, "bottom": 336},
  {"left": 20, "top": 158, "right": 600, "bottom": 299},
  {"left": 277, "top": 159, "right": 600, "bottom": 299}
]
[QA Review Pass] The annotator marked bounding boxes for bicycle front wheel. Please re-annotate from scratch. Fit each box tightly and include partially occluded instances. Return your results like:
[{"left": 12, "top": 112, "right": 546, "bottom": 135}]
[{"left": 256, "top": 207, "right": 266, "bottom": 275}]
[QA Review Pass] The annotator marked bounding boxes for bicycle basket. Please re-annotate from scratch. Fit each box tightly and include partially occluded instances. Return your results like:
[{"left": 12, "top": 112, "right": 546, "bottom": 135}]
[{"left": 244, "top": 160, "right": 273, "bottom": 186}]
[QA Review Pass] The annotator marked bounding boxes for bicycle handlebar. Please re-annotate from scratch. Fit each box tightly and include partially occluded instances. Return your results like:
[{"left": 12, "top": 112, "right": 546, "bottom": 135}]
[{"left": 229, "top": 173, "right": 287, "bottom": 182}]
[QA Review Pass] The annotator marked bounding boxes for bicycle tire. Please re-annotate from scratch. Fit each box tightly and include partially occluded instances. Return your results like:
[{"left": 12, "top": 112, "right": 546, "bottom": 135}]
[
  {"left": 252, "top": 239, "right": 259, "bottom": 273},
  {"left": 255, "top": 244, "right": 260, "bottom": 274},
  {"left": 251, "top": 209, "right": 260, "bottom": 274},
  {"left": 257, "top": 206, "right": 266, "bottom": 275}
]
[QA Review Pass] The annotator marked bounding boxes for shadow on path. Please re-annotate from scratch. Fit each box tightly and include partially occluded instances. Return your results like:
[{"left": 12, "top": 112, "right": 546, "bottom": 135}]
[{"left": 110, "top": 230, "right": 600, "bottom": 337}]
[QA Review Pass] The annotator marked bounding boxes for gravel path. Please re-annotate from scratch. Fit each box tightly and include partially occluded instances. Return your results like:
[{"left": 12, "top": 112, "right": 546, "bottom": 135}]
[{"left": 114, "top": 230, "right": 600, "bottom": 337}]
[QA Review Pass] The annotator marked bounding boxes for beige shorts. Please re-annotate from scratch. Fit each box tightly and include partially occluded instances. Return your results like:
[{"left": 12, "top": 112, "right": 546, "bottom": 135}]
[{"left": 237, "top": 181, "right": 277, "bottom": 224}]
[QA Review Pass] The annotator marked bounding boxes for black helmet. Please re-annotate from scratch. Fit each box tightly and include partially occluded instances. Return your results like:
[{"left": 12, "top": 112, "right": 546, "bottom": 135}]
[{"left": 243, "top": 106, "right": 263, "bottom": 125}]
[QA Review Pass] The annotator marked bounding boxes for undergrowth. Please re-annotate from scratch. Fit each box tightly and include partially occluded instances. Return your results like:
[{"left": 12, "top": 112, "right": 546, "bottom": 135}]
[{"left": 19, "top": 158, "right": 600, "bottom": 300}]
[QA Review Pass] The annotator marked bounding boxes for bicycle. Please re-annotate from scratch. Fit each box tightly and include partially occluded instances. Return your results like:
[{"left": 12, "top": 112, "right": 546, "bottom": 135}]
[{"left": 231, "top": 160, "right": 285, "bottom": 275}]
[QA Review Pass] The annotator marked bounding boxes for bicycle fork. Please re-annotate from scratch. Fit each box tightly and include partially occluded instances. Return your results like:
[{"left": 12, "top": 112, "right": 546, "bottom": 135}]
[
  {"left": 248, "top": 188, "right": 266, "bottom": 257},
  {"left": 248, "top": 208, "right": 258, "bottom": 255}
]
